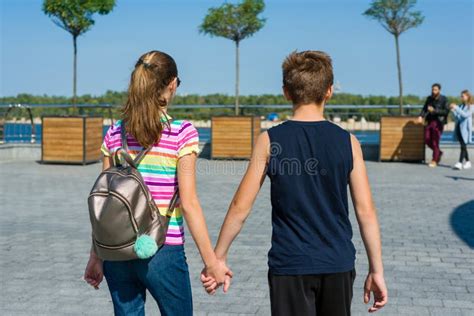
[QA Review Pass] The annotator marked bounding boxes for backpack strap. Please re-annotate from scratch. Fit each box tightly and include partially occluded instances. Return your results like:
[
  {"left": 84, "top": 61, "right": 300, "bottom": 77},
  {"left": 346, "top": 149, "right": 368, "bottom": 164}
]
[
  {"left": 120, "top": 118, "right": 179, "bottom": 213},
  {"left": 119, "top": 120, "right": 152, "bottom": 168},
  {"left": 168, "top": 189, "right": 179, "bottom": 215}
]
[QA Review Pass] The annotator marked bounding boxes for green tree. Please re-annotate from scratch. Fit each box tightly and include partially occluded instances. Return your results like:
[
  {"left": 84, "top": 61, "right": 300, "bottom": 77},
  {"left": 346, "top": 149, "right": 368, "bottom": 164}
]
[
  {"left": 364, "top": 0, "right": 424, "bottom": 115},
  {"left": 199, "top": 0, "right": 266, "bottom": 115},
  {"left": 43, "top": 0, "right": 115, "bottom": 107}
]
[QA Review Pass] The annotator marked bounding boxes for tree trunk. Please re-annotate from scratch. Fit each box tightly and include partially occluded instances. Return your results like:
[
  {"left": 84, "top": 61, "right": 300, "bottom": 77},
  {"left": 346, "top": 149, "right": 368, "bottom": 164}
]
[
  {"left": 73, "top": 35, "right": 78, "bottom": 109},
  {"left": 235, "top": 40, "right": 240, "bottom": 116},
  {"left": 394, "top": 34, "right": 403, "bottom": 115}
]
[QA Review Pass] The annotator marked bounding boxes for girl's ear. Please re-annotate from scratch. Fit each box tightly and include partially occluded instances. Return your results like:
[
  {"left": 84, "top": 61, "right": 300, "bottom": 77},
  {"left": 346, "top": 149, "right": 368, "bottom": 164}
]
[{"left": 168, "top": 78, "right": 178, "bottom": 93}]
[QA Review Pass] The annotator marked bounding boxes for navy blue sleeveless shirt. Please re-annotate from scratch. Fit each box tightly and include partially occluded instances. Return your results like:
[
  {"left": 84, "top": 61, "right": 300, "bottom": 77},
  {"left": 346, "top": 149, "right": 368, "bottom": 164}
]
[{"left": 266, "top": 120, "right": 356, "bottom": 275}]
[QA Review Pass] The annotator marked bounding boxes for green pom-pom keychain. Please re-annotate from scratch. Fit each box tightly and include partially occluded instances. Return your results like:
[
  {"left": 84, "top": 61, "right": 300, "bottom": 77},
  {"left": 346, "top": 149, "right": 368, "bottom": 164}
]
[{"left": 134, "top": 235, "right": 158, "bottom": 259}]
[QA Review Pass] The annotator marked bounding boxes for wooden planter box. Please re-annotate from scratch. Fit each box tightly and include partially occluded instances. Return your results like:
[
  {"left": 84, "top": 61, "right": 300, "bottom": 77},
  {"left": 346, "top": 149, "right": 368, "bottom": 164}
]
[
  {"left": 379, "top": 116, "right": 425, "bottom": 162},
  {"left": 211, "top": 116, "right": 261, "bottom": 159},
  {"left": 41, "top": 116, "right": 103, "bottom": 164}
]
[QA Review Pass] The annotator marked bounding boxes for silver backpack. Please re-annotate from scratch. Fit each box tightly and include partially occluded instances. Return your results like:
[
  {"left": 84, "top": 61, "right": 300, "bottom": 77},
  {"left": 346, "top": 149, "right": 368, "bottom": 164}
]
[{"left": 88, "top": 121, "right": 178, "bottom": 261}]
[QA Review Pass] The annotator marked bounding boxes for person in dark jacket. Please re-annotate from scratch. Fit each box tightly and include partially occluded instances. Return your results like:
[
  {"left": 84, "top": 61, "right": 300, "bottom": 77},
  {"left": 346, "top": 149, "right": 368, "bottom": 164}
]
[{"left": 418, "top": 83, "right": 449, "bottom": 167}]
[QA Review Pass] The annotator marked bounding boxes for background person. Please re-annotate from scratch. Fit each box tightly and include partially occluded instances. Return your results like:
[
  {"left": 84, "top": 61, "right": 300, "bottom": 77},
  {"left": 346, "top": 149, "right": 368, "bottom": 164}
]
[
  {"left": 450, "top": 90, "right": 473, "bottom": 170},
  {"left": 418, "top": 83, "right": 449, "bottom": 167},
  {"left": 83, "top": 51, "right": 231, "bottom": 316}
]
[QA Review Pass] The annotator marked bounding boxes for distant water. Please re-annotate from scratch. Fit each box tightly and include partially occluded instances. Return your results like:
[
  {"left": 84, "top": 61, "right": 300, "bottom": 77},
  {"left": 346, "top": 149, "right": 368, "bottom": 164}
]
[{"left": 2, "top": 123, "right": 468, "bottom": 144}]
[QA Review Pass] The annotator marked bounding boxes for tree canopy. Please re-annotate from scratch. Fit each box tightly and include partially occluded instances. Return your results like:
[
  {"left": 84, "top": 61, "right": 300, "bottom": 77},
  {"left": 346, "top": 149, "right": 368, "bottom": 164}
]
[
  {"left": 364, "top": 0, "right": 424, "bottom": 36},
  {"left": 199, "top": 0, "right": 266, "bottom": 43},
  {"left": 43, "top": 0, "right": 115, "bottom": 38}
]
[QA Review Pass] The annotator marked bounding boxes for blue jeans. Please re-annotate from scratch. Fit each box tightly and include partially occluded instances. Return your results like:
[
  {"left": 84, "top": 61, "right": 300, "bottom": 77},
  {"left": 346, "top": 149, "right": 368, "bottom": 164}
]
[{"left": 103, "top": 245, "right": 193, "bottom": 316}]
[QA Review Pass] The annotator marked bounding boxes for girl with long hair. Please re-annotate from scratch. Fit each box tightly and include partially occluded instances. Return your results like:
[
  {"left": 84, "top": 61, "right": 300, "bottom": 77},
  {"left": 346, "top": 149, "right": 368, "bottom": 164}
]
[
  {"left": 450, "top": 90, "right": 473, "bottom": 170},
  {"left": 84, "top": 51, "right": 231, "bottom": 315}
]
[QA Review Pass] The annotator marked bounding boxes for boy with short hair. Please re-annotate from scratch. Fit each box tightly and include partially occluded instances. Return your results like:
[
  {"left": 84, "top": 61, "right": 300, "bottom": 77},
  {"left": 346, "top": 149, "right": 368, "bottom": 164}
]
[{"left": 202, "top": 51, "right": 387, "bottom": 315}]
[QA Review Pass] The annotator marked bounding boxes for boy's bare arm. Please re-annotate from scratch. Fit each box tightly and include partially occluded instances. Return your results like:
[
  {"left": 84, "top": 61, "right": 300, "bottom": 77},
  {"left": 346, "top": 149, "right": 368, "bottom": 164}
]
[
  {"left": 214, "top": 132, "right": 270, "bottom": 261},
  {"left": 349, "top": 134, "right": 387, "bottom": 313},
  {"left": 349, "top": 135, "right": 383, "bottom": 273}
]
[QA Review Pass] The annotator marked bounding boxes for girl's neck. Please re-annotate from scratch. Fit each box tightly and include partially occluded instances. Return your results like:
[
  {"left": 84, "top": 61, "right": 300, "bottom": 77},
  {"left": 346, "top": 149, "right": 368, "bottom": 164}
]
[{"left": 292, "top": 103, "right": 326, "bottom": 121}]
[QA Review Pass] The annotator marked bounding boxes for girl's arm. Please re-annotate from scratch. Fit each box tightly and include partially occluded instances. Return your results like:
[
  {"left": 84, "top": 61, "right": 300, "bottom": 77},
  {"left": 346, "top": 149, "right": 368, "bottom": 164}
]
[
  {"left": 214, "top": 132, "right": 269, "bottom": 261},
  {"left": 177, "top": 153, "right": 231, "bottom": 284},
  {"left": 349, "top": 134, "right": 387, "bottom": 313},
  {"left": 452, "top": 105, "right": 471, "bottom": 119},
  {"left": 90, "top": 156, "right": 113, "bottom": 258},
  {"left": 84, "top": 156, "right": 113, "bottom": 289}
]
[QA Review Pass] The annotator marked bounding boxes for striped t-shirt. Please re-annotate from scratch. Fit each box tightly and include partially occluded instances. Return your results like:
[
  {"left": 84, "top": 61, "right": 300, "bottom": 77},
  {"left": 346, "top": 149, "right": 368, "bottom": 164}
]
[{"left": 101, "top": 113, "right": 199, "bottom": 245}]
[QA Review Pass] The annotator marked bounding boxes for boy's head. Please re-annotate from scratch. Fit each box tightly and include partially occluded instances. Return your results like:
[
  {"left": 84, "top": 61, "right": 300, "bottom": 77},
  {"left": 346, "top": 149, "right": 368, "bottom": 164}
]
[{"left": 282, "top": 50, "right": 334, "bottom": 106}]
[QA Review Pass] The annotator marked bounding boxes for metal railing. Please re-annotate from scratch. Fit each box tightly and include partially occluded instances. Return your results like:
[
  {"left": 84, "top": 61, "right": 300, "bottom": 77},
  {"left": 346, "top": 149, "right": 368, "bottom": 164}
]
[
  {"left": 0, "top": 103, "right": 424, "bottom": 143},
  {"left": 0, "top": 104, "right": 36, "bottom": 143},
  {"left": 0, "top": 104, "right": 116, "bottom": 143}
]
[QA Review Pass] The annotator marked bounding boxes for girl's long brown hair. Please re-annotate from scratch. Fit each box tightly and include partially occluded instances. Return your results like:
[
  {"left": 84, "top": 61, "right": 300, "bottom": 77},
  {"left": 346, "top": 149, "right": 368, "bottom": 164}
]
[
  {"left": 461, "top": 90, "right": 472, "bottom": 108},
  {"left": 122, "top": 51, "right": 178, "bottom": 148}
]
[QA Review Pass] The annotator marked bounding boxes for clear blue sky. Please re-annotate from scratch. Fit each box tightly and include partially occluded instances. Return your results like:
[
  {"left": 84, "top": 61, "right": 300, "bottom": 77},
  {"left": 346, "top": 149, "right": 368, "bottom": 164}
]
[{"left": 1, "top": 0, "right": 473, "bottom": 98}]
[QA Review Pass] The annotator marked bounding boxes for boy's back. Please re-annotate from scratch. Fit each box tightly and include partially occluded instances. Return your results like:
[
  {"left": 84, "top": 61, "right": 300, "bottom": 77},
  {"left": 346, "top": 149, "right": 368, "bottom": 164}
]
[
  {"left": 267, "top": 120, "right": 356, "bottom": 275},
  {"left": 209, "top": 51, "right": 387, "bottom": 316}
]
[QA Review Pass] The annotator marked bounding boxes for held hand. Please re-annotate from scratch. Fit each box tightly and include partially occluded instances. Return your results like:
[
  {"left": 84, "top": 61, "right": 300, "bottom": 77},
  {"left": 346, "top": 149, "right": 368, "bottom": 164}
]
[
  {"left": 201, "top": 259, "right": 233, "bottom": 295},
  {"left": 364, "top": 272, "right": 388, "bottom": 313},
  {"left": 205, "top": 258, "right": 233, "bottom": 285},
  {"left": 200, "top": 269, "right": 218, "bottom": 295},
  {"left": 201, "top": 271, "right": 233, "bottom": 295},
  {"left": 84, "top": 255, "right": 103, "bottom": 290},
  {"left": 449, "top": 103, "right": 457, "bottom": 110}
]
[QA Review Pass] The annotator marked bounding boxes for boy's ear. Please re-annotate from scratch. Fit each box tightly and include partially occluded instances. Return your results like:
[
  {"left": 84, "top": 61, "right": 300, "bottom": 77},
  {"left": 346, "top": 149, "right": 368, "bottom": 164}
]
[
  {"left": 282, "top": 86, "right": 292, "bottom": 101},
  {"left": 325, "top": 85, "right": 334, "bottom": 102}
]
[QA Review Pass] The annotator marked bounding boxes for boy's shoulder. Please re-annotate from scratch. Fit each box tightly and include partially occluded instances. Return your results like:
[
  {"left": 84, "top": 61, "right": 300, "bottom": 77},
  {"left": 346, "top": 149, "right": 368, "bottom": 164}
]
[
  {"left": 267, "top": 121, "right": 288, "bottom": 132},
  {"left": 323, "top": 120, "right": 350, "bottom": 134},
  {"left": 268, "top": 120, "right": 349, "bottom": 135}
]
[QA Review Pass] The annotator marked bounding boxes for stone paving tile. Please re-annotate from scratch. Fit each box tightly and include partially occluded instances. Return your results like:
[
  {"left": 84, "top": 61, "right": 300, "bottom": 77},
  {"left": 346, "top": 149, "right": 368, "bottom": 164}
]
[{"left": 0, "top": 158, "right": 473, "bottom": 315}]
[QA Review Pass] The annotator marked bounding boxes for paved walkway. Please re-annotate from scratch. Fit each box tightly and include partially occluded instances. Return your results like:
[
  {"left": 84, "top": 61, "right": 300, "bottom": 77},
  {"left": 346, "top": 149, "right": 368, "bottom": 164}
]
[{"left": 1, "top": 159, "right": 473, "bottom": 315}]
